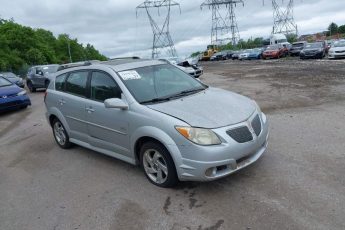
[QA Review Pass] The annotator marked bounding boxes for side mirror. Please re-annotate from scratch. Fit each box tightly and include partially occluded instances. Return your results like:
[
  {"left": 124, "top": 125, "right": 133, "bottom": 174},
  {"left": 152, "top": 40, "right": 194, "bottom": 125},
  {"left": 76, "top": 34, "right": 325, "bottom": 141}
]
[{"left": 104, "top": 98, "right": 129, "bottom": 110}]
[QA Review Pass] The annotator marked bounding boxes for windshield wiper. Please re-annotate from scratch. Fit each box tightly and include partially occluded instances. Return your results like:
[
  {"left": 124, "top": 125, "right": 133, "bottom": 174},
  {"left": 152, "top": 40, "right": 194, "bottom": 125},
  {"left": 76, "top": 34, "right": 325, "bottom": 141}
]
[{"left": 140, "top": 97, "right": 171, "bottom": 105}]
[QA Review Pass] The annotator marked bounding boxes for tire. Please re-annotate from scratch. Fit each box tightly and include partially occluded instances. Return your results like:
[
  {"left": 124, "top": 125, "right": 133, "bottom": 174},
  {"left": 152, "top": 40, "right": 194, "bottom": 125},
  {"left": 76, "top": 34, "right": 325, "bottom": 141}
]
[
  {"left": 140, "top": 141, "right": 178, "bottom": 188},
  {"left": 27, "top": 81, "right": 36, "bottom": 93},
  {"left": 45, "top": 80, "right": 50, "bottom": 89},
  {"left": 52, "top": 118, "right": 72, "bottom": 149}
]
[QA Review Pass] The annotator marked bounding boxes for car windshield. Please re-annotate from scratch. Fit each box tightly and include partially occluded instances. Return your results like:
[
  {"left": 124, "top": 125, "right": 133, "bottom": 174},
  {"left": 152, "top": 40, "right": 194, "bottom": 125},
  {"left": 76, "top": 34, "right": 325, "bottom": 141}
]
[
  {"left": 0, "top": 77, "right": 13, "bottom": 87},
  {"left": 306, "top": 43, "right": 322, "bottom": 48},
  {"left": 333, "top": 41, "right": 345, "bottom": 48},
  {"left": 118, "top": 64, "right": 207, "bottom": 104},
  {"left": 266, "top": 45, "right": 279, "bottom": 50},
  {"left": 292, "top": 43, "right": 304, "bottom": 48},
  {"left": 38, "top": 65, "right": 59, "bottom": 74},
  {"left": 0, "top": 72, "right": 17, "bottom": 78}
]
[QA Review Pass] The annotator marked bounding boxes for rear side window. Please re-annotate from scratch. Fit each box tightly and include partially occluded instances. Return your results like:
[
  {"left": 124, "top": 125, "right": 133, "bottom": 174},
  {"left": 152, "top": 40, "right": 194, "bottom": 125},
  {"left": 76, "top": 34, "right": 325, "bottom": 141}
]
[
  {"left": 55, "top": 74, "right": 67, "bottom": 91},
  {"left": 90, "top": 72, "right": 122, "bottom": 102},
  {"left": 66, "top": 71, "right": 88, "bottom": 97}
]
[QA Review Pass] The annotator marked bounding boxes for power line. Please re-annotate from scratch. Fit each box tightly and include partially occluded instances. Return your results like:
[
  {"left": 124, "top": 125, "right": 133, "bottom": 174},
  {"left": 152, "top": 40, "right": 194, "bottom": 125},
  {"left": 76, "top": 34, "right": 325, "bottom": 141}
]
[
  {"left": 136, "top": 0, "right": 181, "bottom": 59},
  {"left": 201, "top": 0, "right": 244, "bottom": 46}
]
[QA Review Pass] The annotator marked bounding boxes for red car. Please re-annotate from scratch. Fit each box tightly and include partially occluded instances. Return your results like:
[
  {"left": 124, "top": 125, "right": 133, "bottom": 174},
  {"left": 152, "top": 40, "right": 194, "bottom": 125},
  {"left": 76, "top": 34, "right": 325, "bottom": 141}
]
[{"left": 262, "top": 45, "right": 285, "bottom": 59}]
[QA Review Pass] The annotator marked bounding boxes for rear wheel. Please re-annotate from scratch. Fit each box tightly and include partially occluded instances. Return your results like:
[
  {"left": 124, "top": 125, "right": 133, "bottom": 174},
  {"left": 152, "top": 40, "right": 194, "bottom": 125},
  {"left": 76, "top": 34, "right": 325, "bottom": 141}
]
[
  {"left": 140, "top": 141, "right": 178, "bottom": 188},
  {"left": 52, "top": 119, "right": 72, "bottom": 149}
]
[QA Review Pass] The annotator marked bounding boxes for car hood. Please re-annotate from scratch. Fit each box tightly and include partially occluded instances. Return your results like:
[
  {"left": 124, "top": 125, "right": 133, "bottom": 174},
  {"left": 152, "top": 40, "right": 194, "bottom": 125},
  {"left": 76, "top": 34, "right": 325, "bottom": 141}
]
[
  {"left": 147, "top": 88, "right": 256, "bottom": 129},
  {"left": 303, "top": 48, "right": 322, "bottom": 52},
  {"left": 5, "top": 77, "right": 21, "bottom": 83},
  {"left": 0, "top": 84, "right": 21, "bottom": 97},
  {"left": 330, "top": 47, "right": 345, "bottom": 52}
]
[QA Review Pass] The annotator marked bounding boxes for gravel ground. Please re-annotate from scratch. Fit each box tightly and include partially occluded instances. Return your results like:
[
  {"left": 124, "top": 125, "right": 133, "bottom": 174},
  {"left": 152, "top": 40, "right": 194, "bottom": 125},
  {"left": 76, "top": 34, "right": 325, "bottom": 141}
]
[{"left": 0, "top": 58, "right": 345, "bottom": 230}]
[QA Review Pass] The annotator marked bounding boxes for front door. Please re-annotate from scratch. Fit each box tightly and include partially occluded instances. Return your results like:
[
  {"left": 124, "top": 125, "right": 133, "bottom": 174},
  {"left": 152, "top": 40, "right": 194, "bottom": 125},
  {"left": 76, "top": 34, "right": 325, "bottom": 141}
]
[{"left": 86, "top": 71, "right": 131, "bottom": 157}]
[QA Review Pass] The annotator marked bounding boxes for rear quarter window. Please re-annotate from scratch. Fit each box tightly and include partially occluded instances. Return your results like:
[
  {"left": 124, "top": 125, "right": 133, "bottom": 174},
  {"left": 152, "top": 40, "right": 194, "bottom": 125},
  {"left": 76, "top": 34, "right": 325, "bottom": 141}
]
[{"left": 55, "top": 74, "right": 67, "bottom": 91}]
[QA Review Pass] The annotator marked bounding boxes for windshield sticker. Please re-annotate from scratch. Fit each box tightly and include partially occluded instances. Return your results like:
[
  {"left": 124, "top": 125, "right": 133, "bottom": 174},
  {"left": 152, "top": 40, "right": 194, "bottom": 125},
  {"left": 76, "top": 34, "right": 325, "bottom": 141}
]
[
  {"left": 43, "top": 67, "right": 49, "bottom": 70},
  {"left": 119, "top": 71, "right": 142, "bottom": 81}
]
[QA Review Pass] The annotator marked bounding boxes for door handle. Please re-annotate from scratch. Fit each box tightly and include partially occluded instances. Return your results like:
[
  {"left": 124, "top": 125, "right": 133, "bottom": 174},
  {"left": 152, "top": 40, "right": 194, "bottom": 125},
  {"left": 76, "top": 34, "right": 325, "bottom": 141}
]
[
  {"left": 86, "top": 107, "right": 95, "bottom": 113},
  {"left": 58, "top": 99, "right": 66, "bottom": 105}
]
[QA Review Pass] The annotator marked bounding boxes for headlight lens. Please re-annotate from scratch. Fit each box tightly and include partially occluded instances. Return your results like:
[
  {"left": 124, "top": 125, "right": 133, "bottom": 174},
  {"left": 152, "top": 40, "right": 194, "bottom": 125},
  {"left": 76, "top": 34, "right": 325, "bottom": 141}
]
[
  {"left": 17, "top": 90, "right": 27, "bottom": 96},
  {"left": 175, "top": 127, "right": 221, "bottom": 145}
]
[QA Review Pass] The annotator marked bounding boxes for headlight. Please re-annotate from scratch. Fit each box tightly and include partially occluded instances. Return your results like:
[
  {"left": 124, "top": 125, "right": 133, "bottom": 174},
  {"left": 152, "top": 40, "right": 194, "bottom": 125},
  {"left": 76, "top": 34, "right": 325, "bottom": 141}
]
[
  {"left": 175, "top": 127, "right": 221, "bottom": 145},
  {"left": 17, "top": 90, "right": 27, "bottom": 96}
]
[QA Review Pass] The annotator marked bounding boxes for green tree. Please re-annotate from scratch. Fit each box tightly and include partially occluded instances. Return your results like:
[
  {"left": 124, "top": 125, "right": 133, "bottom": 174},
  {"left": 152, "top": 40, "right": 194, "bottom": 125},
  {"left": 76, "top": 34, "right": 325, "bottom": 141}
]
[
  {"left": 338, "top": 25, "right": 345, "bottom": 34},
  {"left": 328, "top": 22, "right": 339, "bottom": 35}
]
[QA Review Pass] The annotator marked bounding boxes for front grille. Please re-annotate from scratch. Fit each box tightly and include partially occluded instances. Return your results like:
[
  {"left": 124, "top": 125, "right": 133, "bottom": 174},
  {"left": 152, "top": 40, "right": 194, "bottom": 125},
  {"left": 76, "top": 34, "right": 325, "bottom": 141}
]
[
  {"left": 227, "top": 126, "right": 253, "bottom": 143},
  {"left": 0, "top": 101, "right": 18, "bottom": 109},
  {"left": 251, "top": 115, "right": 262, "bottom": 136}
]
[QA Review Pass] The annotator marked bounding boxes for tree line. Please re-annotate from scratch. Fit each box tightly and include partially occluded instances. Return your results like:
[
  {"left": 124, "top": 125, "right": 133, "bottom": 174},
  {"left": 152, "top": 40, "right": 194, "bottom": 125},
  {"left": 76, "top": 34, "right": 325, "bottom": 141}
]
[{"left": 0, "top": 18, "right": 107, "bottom": 75}]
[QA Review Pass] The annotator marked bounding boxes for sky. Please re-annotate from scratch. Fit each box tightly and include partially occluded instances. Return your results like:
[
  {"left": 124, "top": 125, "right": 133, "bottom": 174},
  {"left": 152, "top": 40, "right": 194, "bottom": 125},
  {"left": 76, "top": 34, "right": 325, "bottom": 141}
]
[{"left": 0, "top": 0, "right": 345, "bottom": 58}]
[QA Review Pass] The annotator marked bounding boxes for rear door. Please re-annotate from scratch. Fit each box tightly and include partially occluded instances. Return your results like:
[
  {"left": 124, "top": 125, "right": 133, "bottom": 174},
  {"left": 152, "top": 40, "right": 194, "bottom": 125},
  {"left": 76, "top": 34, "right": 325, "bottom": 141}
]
[
  {"left": 33, "top": 67, "right": 46, "bottom": 87},
  {"left": 85, "top": 71, "right": 131, "bottom": 157},
  {"left": 57, "top": 70, "right": 90, "bottom": 142}
]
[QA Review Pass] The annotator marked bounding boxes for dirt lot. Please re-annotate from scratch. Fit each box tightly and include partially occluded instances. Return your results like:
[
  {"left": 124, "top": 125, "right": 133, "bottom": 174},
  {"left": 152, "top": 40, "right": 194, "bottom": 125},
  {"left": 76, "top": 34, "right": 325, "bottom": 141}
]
[{"left": 1, "top": 58, "right": 345, "bottom": 230}]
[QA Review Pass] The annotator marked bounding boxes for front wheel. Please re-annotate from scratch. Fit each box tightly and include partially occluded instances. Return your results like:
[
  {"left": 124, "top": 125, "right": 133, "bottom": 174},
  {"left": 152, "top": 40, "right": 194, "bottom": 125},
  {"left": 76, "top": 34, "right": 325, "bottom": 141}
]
[
  {"left": 140, "top": 142, "right": 178, "bottom": 188},
  {"left": 27, "top": 81, "right": 36, "bottom": 93}
]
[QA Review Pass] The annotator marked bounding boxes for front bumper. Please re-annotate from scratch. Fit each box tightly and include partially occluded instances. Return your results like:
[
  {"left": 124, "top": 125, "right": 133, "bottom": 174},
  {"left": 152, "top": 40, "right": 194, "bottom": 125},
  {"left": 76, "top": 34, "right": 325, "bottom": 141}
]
[
  {"left": 176, "top": 112, "right": 269, "bottom": 181},
  {"left": 328, "top": 53, "right": 345, "bottom": 59},
  {"left": 0, "top": 95, "right": 31, "bottom": 112}
]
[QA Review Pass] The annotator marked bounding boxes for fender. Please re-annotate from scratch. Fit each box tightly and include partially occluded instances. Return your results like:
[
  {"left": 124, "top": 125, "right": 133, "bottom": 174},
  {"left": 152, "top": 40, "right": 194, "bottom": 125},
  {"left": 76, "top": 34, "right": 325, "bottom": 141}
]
[
  {"left": 48, "top": 106, "right": 71, "bottom": 135},
  {"left": 130, "top": 126, "right": 184, "bottom": 173}
]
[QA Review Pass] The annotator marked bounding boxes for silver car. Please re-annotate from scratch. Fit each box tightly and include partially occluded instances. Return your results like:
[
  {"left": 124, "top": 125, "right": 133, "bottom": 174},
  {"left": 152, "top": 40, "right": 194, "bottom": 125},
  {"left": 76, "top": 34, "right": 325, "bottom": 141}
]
[
  {"left": 328, "top": 40, "right": 345, "bottom": 59},
  {"left": 45, "top": 59, "right": 269, "bottom": 187}
]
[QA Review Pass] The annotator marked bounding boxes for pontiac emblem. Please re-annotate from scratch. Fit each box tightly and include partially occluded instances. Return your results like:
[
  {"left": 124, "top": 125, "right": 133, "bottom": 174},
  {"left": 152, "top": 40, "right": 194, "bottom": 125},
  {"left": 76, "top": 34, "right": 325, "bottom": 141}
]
[{"left": 2, "top": 95, "right": 7, "bottom": 99}]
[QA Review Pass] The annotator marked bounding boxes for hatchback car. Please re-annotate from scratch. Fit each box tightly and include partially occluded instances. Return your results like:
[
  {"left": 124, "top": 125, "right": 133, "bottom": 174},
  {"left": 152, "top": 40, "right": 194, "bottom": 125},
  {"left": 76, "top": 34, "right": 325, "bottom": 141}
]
[
  {"left": 26, "top": 64, "right": 59, "bottom": 92},
  {"left": 0, "top": 76, "right": 31, "bottom": 112},
  {"left": 45, "top": 59, "right": 269, "bottom": 187},
  {"left": 0, "top": 72, "right": 25, "bottom": 88},
  {"left": 328, "top": 40, "right": 345, "bottom": 59}
]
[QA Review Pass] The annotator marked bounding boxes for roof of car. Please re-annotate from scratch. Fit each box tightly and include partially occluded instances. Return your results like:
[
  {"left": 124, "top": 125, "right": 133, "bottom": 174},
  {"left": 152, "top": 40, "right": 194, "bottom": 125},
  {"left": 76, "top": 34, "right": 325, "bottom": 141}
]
[{"left": 56, "top": 58, "right": 167, "bottom": 73}]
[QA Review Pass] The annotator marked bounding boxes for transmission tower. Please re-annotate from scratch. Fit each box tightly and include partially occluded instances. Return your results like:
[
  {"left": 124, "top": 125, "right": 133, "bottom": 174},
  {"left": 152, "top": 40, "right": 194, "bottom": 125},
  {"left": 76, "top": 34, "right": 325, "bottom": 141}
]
[
  {"left": 201, "top": 0, "right": 244, "bottom": 46},
  {"left": 136, "top": 0, "right": 180, "bottom": 59},
  {"left": 270, "top": 0, "right": 298, "bottom": 35}
]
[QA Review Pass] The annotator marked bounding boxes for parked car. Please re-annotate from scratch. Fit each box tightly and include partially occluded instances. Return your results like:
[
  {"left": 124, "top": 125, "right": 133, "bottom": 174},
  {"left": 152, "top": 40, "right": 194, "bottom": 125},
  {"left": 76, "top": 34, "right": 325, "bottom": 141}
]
[
  {"left": 328, "top": 40, "right": 345, "bottom": 59},
  {"left": 45, "top": 59, "right": 269, "bottom": 187},
  {"left": 231, "top": 50, "right": 242, "bottom": 60},
  {"left": 0, "top": 72, "right": 24, "bottom": 88},
  {"left": 0, "top": 76, "right": 31, "bottom": 113},
  {"left": 300, "top": 42, "right": 326, "bottom": 59},
  {"left": 210, "top": 52, "right": 226, "bottom": 61},
  {"left": 165, "top": 57, "right": 203, "bottom": 78},
  {"left": 248, "top": 48, "right": 264, "bottom": 60},
  {"left": 223, "top": 50, "right": 234, "bottom": 59},
  {"left": 26, "top": 64, "right": 59, "bottom": 92},
  {"left": 289, "top": 41, "right": 307, "bottom": 56},
  {"left": 238, "top": 49, "right": 253, "bottom": 60},
  {"left": 262, "top": 45, "right": 284, "bottom": 59}
]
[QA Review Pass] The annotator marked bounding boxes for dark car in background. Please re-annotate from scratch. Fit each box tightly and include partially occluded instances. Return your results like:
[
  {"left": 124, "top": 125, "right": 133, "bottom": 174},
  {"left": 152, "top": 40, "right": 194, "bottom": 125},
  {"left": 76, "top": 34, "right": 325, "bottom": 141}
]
[
  {"left": 0, "top": 76, "right": 31, "bottom": 113},
  {"left": 300, "top": 42, "right": 326, "bottom": 59},
  {"left": 231, "top": 50, "right": 242, "bottom": 60},
  {"left": 262, "top": 45, "right": 284, "bottom": 59},
  {"left": 289, "top": 41, "right": 307, "bottom": 56},
  {"left": 26, "top": 64, "right": 59, "bottom": 92},
  {"left": 210, "top": 52, "right": 226, "bottom": 61},
  {"left": 248, "top": 48, "right": 264, "bottom": 59},
  {"left": 0, "top": 72, "right": 24, "bottom": 88}
]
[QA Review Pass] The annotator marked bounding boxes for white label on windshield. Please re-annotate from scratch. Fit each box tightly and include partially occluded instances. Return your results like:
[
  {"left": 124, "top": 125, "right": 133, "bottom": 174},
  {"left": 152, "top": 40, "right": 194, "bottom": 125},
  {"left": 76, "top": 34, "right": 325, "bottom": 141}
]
[
  {"left": 43, "top": 67, "right": 49, "bottom": 70},
  {"left": 119, "top": 71, "right": 141, "bottom": 81}
]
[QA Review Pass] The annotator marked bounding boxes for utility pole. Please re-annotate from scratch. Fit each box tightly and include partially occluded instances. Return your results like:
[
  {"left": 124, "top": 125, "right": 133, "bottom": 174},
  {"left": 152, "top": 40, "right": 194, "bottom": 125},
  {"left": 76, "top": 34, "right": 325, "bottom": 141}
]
[
  {"left": 136, "top": 0, "right": 180, "bottom": 59},
  {"left": 269, "top": 0, "right": 298, "bottom": 36},
  {"left": 201, "top": 0, "right": 244, "bottom": 46}
]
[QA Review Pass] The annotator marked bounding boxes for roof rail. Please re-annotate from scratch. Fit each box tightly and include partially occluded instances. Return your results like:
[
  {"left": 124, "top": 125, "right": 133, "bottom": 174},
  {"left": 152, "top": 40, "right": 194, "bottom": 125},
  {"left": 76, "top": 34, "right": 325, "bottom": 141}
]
[
  {"left": 109, "top": 57, "right": 141, "bottom": 60},
  {"left": 57, "top": 60, "right": 100, "bottom": 71}
]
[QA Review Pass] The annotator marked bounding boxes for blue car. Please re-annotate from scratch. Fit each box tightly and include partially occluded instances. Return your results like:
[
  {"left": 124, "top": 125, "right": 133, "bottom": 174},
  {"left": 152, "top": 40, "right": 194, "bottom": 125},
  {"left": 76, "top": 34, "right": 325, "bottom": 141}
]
[
  {"left": 0, "top": 76, "right": 31, "bottom": 113},
  {"left": 248, "top": 48, "right": 264, "bottom": 59}
]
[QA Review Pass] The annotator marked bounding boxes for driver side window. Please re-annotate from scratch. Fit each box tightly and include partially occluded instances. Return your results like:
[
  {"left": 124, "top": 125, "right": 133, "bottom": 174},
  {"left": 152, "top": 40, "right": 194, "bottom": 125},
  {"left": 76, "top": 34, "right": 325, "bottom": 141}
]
[{"left": 90, "top": 72, "right": 122, "bottom": 102}]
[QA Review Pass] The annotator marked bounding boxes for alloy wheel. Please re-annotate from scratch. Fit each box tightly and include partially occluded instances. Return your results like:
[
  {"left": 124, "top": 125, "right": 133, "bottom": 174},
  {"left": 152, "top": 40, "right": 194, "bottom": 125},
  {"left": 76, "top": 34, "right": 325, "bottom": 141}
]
[{"left": 143, "top": 149, "right": 168, "bottom": 184}]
